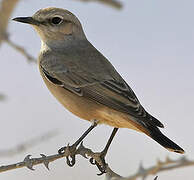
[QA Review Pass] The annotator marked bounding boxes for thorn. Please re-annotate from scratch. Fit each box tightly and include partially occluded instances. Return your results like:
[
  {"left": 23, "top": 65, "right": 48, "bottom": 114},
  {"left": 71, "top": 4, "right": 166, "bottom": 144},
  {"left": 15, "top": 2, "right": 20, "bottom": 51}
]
[
  {"left": 138, "top": 161, "right": 145, "bottom": 174},
  {"left": 180, "top": 156, "right": 187, "bottom": 162},
  {"left": 23, "top": 155, "right": 35, "bottom": 171},
  {"left": 23, "top": 154, "right": 32, "bottom": 161},
  {"left": 66, "top": 144, "right": 70, "bottom": 152},
  {"left": 80, "top": 141, "right": 84, "bottom": 148},
  {"left": 156, "top": 159, "right": 162, "bottom": 166},
  {"left": 165, "top": 156, "right": 171, "bottom": 163},
  {"left": 40, "top": 154, "right": 50, "bottom": 170}
]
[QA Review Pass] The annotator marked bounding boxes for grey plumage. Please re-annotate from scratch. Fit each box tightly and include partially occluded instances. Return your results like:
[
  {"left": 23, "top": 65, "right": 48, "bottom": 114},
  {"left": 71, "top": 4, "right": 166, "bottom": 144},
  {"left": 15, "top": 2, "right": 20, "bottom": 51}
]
[
  {"left": 39, "top": 39, "right": 163, "bottom": 128},
  {"left": 13, "top": 7, "right": 184, "bottom": 154}
]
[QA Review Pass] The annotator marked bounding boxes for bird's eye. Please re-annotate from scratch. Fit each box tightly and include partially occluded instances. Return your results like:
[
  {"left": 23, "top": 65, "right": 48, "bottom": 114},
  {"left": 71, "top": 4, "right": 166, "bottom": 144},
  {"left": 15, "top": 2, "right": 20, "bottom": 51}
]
[{"left": 51, "top": 17, "right": 63, "bottom": 25}]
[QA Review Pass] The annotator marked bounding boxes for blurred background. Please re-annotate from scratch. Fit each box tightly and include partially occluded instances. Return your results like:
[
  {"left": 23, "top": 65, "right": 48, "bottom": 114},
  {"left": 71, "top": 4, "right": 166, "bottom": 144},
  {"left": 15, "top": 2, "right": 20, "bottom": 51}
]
[{"left": 0, "top": 0, "right": 194, "bottom": 179}]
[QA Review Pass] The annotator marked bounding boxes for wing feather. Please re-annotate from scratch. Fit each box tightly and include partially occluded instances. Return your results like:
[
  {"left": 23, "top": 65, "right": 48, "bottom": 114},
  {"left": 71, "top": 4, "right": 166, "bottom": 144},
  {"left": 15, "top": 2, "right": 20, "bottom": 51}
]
[{"left": 39, "top": 42, "right": 164, "bottom": 128}]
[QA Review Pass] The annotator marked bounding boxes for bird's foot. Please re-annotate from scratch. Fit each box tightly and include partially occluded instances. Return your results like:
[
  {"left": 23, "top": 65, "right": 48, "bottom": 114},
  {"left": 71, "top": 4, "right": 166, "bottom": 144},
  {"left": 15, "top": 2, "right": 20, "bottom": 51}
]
[
  {"left": 58, "top": 143, "right": 77, "bottom": 167},
  {"left": 89, "top": 150, "right": 108, "bottom": 175},
  {"left": 58, "top": 120, "right": 98, "bottom": 167}
]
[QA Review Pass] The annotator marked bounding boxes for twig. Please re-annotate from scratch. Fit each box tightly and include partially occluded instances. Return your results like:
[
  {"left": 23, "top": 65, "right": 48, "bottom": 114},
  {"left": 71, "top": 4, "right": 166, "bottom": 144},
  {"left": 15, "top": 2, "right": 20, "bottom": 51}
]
[
  {"left": 126, "top": 156, "right": 194, "bottom": 180},
  {"left": 0, "top": 142, "right": 104, "bottom": 173},
  {"left": 0, "top": 0, "right": 193, "bottom": 179},
  {"left": 4, "top": 38, "right": 36, "bottom": 63},
  {"left": 105, "top": 167, "right": 122, "bottom": 180},
  {"left": 105, "top": 156, "right": 194, "bottom": 180},
  {"left": 0, "top": 93, "right": 6, "bottom": 101},
  {"left": 0, "top": 0, "right": 36, "bottom": 62},
  {"left": 74, "top": 0, "right": 122, "bottom": 10},
  {"left": 0, "top": 140, "right": 193, "bottom": 180},
  {"left": 0, "top": 0, "right": 20, "bottom": 46},
  {"left": 0, "top": 130, "right": 58, "bottom": 157}
]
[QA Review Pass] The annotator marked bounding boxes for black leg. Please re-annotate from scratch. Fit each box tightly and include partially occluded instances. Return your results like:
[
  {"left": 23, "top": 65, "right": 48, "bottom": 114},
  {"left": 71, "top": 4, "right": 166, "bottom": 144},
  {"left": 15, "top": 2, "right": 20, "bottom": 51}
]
[
  {"left": 58, "top": 120, "right": 98, "bottom": 166},
  {"left": 102, "top": 128, "right": 118, "bottom": 155},
  {"left": 90, "top": 128, "right": 119, "bottom": 175},
  {"left": 72, "top": 120, "right": 98, "bottom": 147}
]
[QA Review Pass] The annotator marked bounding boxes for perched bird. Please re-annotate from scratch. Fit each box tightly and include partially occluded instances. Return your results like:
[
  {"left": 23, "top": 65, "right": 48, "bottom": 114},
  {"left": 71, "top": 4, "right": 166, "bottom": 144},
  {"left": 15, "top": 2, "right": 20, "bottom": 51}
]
[{"left": 13, "top": 7, "right": 184, "bottom": 171}]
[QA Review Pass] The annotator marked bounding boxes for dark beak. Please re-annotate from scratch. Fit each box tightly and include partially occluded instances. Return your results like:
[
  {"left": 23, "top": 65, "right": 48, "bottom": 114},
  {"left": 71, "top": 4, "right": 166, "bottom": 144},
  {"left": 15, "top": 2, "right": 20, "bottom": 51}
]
[{"left": 12, "top": 17, "right": 39, "bottom": 25}]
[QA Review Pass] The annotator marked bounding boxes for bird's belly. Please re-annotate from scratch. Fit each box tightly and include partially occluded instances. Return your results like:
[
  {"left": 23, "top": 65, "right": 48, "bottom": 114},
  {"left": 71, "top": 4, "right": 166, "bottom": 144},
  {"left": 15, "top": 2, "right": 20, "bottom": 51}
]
[{"left": 40, "top": 68, "right": 143, "bottom": 132}]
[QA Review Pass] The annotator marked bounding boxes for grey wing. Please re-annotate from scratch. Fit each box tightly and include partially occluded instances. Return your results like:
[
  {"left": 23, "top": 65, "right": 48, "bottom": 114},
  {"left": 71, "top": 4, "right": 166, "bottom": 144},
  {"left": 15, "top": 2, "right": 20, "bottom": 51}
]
[
  {"left": 40, "top": 53, "right": 163, "bottom": 128},
  {"left": 82, "top": 79, "right": 163, "bottom": 128}
]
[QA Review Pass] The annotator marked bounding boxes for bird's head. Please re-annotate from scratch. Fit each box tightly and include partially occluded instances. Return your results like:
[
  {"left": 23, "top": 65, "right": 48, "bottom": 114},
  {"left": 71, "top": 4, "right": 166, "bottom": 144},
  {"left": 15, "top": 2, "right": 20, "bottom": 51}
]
[{"left": 13, "top": 7, "right": 85, "bottom": 47}]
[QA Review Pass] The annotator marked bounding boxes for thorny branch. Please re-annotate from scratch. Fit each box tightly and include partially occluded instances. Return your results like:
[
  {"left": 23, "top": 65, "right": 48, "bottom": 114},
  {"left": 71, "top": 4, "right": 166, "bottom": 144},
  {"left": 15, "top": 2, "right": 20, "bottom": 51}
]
[
  {"left": 0, "top": 130, "right": 58, "bottom": 158},
  {"left": 0, "top": 142, "right": 103, "bottom": 173},
  {"left": 0, "top": 141, "right": 193, "bottom": 180},
  {"left": 125, "top": 156, "right": 194, "bottom": 180},
  {"left": 0, "top": 0, "right": 192, "bottom": 179}
]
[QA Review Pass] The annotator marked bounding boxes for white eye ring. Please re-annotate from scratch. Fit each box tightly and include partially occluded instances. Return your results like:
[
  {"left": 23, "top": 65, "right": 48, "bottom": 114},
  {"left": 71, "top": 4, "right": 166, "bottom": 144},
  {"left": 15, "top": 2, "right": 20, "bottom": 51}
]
[{"left": 51, "top": 16, "right": 63, "bottom": 25}]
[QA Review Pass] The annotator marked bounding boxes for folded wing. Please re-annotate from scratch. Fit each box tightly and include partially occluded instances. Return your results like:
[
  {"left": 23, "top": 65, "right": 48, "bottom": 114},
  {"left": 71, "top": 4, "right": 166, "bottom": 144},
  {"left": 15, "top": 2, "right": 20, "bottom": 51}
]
[{"left": 40, "top": 49, "right": 163, "bottom": 128}]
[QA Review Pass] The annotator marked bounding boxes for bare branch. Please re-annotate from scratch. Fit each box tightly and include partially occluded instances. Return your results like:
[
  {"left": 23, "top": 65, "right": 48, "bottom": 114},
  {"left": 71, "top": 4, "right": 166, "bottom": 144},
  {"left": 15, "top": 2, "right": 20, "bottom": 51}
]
[
  {"left": 126, "top": 156, "right": 194, "bottom": 180},
  {"left": 105, "top": 156, "right": 194, "bottom": 180},
  {"left": 0, "top": 0, "right": 36, "bottom": 63},
  {"left": 74, "top": 0, "right": 122, "bottom": 10},
  {"left": 0, "top": 0, "right": 192, "bottom": 179},
  {"left": 105, "top": 167, "right": 122, "bottom": 180},
  {"left": 0, "top": 0, "right": 122, "bottom": 64},
  {"left": 4, "top": 38, "right": 37, "bottom": 63},
  {"left": 0, "top": 140, "right": 193, "bottom": 180},
  {"left": 0, "top": 142, "right": 101, "bottom": 173},
  {"left": 0, "top": 130, "right": 58, "bottom": 158},
  {"left": 0, "top": 0, "right": 20, "bottom": 46},
  {"left": 0, "top": 0, "right": 122, "bottom": 47}
]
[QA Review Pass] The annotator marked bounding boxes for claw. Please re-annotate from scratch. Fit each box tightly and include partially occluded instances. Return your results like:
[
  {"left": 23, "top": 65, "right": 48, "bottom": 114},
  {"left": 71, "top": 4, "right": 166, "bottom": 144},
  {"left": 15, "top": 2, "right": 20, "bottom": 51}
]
[
  {"left": 96, "top": 160, "right": 107, "bottom": 175},
  {"left": 96, "top": 163, "right": 106, "bottom": 175},
  {"left": 66, "top": 155, "right": 76, "bottom": 167},
  {"left": 58, "top": 143, "right": 77, "bottom": 167},
  {"left": 89, "top": 158, "right": 96, "bottom": 165},
  {"left": 58, "top": 146, "right": 66, "bottom": 154},
  {"left": 89, "top": 155, "right": 107, "bottom": 175},
  {"left": 97, "top": 171, "right": 105, "bottom": 176}
]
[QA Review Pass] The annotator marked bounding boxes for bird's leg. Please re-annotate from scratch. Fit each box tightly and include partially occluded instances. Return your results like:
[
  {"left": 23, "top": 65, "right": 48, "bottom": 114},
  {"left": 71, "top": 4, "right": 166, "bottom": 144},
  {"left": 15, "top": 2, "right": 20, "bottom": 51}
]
[
  {"left": 58, "top": 120, "right": 98, "bottom": 167},
  {"left": 90, "top": 128, "right": 118, "bottom": 175}
]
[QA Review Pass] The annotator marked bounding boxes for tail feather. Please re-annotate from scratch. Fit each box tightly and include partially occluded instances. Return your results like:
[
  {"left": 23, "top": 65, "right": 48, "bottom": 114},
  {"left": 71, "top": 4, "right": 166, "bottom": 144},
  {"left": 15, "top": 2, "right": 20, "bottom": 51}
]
[
  {"left": 149, "top": 114, "right": 164, "bottom": 128},
  {"left": 147, "top": 125, "right": 185, "bottom": 154}
]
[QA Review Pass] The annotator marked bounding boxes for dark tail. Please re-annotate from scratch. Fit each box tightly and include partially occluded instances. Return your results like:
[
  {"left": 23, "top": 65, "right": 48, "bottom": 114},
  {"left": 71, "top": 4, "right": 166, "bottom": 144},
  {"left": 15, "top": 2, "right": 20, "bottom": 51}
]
[{"left": 147, "top": 125, "right": 185, "bottom": 154}]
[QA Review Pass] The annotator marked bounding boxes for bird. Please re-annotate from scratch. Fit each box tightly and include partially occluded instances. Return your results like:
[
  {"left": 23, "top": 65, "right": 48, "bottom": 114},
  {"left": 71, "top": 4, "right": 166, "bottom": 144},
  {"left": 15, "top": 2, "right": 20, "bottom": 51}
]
[{"left": 13, "top": 7, "right": 184, "bottom": 172}]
